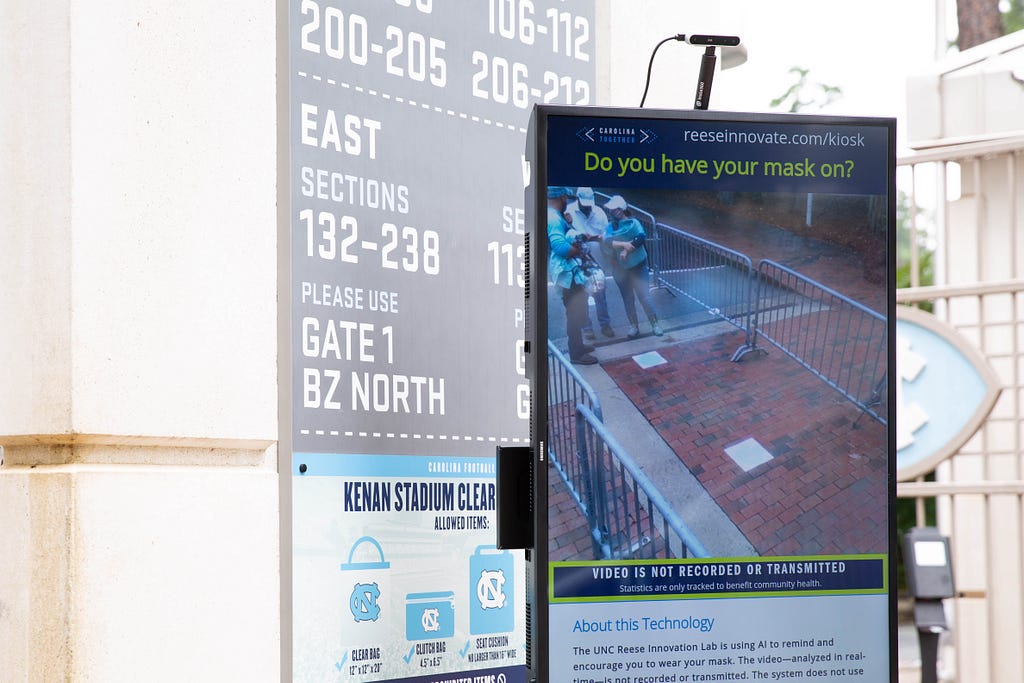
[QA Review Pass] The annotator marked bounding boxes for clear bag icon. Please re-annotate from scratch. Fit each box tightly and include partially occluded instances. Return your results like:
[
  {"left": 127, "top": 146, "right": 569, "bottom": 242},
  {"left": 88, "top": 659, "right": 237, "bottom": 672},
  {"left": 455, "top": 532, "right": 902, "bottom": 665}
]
[{"left": 339, "top": 536, "right": 392, "bottom": 646}]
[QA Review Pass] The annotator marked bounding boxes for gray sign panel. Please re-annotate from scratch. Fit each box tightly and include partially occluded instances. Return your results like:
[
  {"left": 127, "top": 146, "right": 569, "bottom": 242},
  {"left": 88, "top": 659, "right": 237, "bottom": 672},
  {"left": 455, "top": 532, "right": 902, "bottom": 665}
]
[
  {"left": 290, "top": 0, "right": 594, "bottom": 457},
  {"left": 287, "top": 2, "right": 594, "bottom": 680}
]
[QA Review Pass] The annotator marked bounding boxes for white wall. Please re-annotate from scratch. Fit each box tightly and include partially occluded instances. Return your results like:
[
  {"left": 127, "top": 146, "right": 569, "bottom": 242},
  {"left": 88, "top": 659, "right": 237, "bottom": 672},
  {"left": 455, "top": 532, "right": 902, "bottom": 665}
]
[{"left": 0, "top": 0, "right": 280, "bottom": 680}]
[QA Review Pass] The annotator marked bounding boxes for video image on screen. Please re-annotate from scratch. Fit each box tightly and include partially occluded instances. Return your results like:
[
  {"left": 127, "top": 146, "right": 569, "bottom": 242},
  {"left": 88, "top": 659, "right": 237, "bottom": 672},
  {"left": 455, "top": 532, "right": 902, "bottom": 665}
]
[{"left": 545, "top": 186, "right": 888, "bottom": 563}]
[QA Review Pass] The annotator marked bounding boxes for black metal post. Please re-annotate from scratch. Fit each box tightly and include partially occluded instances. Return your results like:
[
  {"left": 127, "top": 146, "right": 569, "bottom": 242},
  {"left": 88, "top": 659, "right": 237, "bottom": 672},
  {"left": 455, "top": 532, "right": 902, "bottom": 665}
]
[
  {"left": 917, "top": 627, "right": 941, "bottom": 683},
  {"left": 693, "top": 45, "right": 717, "bottom": 110}
]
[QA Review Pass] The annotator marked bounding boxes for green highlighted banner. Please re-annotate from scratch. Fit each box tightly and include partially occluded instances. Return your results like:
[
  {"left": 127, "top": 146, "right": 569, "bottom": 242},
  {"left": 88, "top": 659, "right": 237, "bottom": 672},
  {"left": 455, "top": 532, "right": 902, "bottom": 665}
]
[{"left": 551, "top": 556, "right": 888, "bottom": 602}]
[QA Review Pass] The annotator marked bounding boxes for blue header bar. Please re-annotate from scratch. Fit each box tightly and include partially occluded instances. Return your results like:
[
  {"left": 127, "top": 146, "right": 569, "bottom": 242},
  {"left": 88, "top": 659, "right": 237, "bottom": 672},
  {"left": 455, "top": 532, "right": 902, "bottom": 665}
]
[
  {"left": 293, "top": 452, "right": 496, "bottom": 479},
  {"left": 545, "top": 112, "right": 892, "bottom": 195}
]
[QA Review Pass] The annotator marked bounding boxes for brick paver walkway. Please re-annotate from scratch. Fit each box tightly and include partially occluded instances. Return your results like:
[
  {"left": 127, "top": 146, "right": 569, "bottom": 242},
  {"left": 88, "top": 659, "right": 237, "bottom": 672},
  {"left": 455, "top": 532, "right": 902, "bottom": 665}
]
[
  {"left": 639, "top": 193, "right": 886, "bottom": 314},
  {"left": 548, "top": 464, "right": 598, "bottom": 561},
  {"left": 602, "top": 329, "right": 887, "bottom": 557},
  {"left": 545, "top": 192, "right": 889, "bottom": 561}
]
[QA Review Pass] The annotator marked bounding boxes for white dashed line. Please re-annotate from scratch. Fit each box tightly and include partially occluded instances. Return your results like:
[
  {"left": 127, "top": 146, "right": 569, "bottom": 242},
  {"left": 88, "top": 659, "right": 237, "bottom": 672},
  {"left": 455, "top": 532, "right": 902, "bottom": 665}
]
[
  {"left": 299, "top": 429, "right": 523, "bottom": 443},
  {"left": 296, "top": 71, "right": 526, "bottom": 136}
]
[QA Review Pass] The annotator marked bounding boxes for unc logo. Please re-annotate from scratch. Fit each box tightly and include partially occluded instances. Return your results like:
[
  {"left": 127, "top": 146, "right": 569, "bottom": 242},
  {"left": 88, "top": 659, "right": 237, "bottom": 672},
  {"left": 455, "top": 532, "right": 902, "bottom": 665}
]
[
  {"left": 476, "top": 569, "right": 506, "bottom": 610},
  {"left": 421, "top": 608, "right": 441, "bottom": 633},
  {"left": 350, "top": 582, "right": 381, "bottom": 622}
]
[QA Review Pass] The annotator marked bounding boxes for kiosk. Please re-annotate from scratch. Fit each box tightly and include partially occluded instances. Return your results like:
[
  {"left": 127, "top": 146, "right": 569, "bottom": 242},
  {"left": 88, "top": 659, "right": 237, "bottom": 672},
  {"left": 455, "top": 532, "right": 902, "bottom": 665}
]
[{"left": 517, "top": 105, "right": 897, "bottom": 682}]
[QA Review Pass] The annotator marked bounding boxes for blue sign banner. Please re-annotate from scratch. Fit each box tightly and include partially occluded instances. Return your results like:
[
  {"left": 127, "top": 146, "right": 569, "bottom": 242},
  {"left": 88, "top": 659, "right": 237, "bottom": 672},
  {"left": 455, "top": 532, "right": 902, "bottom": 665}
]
[
  {"left": 551, "top": 557, "right": 886, "bottom": 601},
  {"left": 545, "top": 114, "right": 891, "bottom": 195},
  {"left": 384, "top": 664, "right": 527, "bottom": 683}
]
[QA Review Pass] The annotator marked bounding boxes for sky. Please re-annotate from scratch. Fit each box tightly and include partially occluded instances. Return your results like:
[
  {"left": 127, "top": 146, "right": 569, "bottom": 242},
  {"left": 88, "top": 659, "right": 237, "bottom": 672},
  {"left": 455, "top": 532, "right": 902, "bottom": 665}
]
[{"left": 616, "top": 0, "right": 951, "bottom": 154}]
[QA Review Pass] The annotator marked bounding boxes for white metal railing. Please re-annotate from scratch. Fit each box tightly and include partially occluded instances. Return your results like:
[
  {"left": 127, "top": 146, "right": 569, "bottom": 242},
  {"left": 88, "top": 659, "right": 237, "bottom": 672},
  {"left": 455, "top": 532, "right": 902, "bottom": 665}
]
[{"left": 896, "top": 138, "right": 1024, "bottom": 683}]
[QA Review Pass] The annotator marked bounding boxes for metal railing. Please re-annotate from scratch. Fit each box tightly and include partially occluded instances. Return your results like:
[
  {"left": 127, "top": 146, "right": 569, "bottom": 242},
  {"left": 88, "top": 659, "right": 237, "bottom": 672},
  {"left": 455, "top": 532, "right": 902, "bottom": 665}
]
[
  {"left": 575, "top": 404, "right": 710, "bottom": 560},
  {"left": 546, "top": 340, "right": 708, "bottom": 560},
  {"left": 644, "top": 222, "right": 886, "bottom": 424},
  {"left": 580, "top": 195, "right": 887, "bottom": 422},
  {"left": 745, "top": 259, "right": 887, "bottom": 425},
  {"left": 650, "top": 221, "right": 756, "bottom": 346},
  {"left": 549, "top": 192, "right": 889, "bottom": 558},
  {"left": 894, "top": 129, "right": 1024, "bottom": 683},
  {"left": 897, "top": 280, "right": 1024, "bottom": 682},
  {"left": 546, "top": 341, "right": 605, "bottom": 557}
]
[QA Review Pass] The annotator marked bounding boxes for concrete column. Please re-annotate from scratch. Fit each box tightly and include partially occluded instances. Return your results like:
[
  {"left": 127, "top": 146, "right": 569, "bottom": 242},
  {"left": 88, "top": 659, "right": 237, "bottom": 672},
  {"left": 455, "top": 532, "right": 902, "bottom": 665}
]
[{"left": 0, "top": 1, "right": 280, "bottom": 680}]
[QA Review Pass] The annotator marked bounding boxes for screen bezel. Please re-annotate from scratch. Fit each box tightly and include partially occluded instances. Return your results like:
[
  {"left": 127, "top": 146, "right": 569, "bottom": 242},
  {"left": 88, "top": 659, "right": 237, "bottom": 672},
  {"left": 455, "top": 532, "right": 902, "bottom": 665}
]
[{"left": 526, "top": 104, "right": 897, "bottom": 683}]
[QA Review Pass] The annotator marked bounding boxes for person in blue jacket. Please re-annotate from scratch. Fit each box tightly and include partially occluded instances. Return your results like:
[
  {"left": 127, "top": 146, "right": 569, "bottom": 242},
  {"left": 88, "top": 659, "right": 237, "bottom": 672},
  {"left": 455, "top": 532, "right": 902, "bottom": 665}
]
[
  {"left": 602, "top": 195, "right": 663, "bottom": 338},
  {"left": 548, "top": 186, "right": 598, "bottom": 365},
  {"left": 565, "top": 187, "right": 614, "bottom": 340}
]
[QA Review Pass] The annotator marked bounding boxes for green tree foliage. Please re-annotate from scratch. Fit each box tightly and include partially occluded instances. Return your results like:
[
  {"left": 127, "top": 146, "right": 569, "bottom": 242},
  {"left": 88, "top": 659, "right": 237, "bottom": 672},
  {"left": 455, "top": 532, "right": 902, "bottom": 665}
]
[
  {"left": 769, "top": 67, "right": 842, "bottom": 113},
  {"left": 1003, "top": 0, "right": 1024, "bottom": 32},
  {"left": 894, "top": 189, "right": 936, "bottom": 591},
  {"left": 895, "top": 190, "right": 935, "bottom": 291}
]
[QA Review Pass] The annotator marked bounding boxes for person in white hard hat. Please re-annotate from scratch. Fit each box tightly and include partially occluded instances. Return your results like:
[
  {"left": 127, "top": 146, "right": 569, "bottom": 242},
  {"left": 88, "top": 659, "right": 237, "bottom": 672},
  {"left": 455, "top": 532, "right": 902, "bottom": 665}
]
[{"left": 602, "top": 195, "right": 663, "bottom": 338}]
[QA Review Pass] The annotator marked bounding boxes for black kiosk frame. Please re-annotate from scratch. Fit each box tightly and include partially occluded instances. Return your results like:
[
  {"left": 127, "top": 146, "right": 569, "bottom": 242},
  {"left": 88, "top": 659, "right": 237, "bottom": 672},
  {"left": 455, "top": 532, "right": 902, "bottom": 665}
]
[{"left": 518, "top": 105, "right": 898, "bottom": 682}]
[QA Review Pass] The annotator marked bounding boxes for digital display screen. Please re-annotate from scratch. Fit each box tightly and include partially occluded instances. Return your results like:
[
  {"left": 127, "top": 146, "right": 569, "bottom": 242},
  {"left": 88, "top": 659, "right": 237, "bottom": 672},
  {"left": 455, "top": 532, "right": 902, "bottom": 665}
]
[
  {"left": 914, "top": 541, "right": 948, "bottom": 568},
  {"left": 528, "top": 106, "right": 895, "bottom": 682}
]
